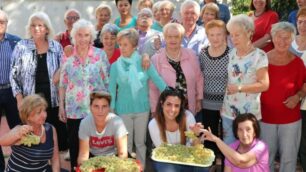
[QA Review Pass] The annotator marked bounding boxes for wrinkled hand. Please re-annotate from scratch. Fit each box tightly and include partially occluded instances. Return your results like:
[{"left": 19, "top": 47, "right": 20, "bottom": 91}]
[
  {"left": 227, "top": 84, "right": 239, "bottom": 95},
  {"left": 284, "top": 95, "right": 300, "bottom": 109},
  {"left": 189, "top": 122, "right": 204, "bottom": 136},
  {"left": 13, "top": 125, "right": 33, "bottom": 139},
  {"left": 64, "top": 45, "right": 74, "bottom": 57},
  {"left": 153, "top": 36, "right": 161, "bottom": 50},
  {"left": 141, "top": 54, "right": 150, "bottom": 70},
  {"left": 58, "top": 105, "right": 67, "bottom": 123},
  {"left": 52, "top": 69, "right": 61, "bottom": 85},
  {"left": 201, "top": 127, "right": 218, "bottom": 142},
  {"left": 196, "top": 100, "right": 202, "bottom": 113}
]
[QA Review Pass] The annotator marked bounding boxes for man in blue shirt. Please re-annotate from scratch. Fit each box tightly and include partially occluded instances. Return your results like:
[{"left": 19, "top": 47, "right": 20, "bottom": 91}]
[
  {"left": 0, "top": 10, "right": 21, "bottom": 171},
  {"left": 288, "top": 0, "right": 306, "bottom": 27}
]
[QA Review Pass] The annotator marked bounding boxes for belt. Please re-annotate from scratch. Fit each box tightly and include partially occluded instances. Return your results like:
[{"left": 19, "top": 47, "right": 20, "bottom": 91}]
[{"left": 0, "top": 83, "right": 11, "bottom": 90}]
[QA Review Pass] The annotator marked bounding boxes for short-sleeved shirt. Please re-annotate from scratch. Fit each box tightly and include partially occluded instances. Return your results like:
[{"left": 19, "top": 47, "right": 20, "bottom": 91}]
[
  {"left": 79, "top": 113, "right": 128, "bottom": 156},
  {"left": 225, "top": 139, "right": 269, "bottom": 172},
  {"left": 221, "top": 48, "right": 268, "bottom": 120},
  {"left": 148, "top": 110, "right": 195, "bottom": 147},
  {"left": 114, "top": 16, "right": 137, "bottom": 32}
]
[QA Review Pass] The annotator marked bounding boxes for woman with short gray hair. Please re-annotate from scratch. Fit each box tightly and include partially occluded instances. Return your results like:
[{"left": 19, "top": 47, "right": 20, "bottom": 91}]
[
  {"left": 58, "top": 19, "right": 110, "bottom": 171},
  {"left": 109, "top": 28, "right": 167, "bottom": 168},
  {"left": 10, "top": 11, "right": 69, "bottom": 154},
  {"left": 151, "top": 0, "right": 177, "bottom": 32},
  {"left": 261, "top": 22, "right": 305, "bottom": 172},
  {"left": 100, "top": 23, "right": 121, "bottom": 64},
  {"left": 220, "top": 14, "right": 269, "bottom": 144}
]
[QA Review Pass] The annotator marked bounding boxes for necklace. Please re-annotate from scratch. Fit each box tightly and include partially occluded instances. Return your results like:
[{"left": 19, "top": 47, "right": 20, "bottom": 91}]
[
  {"left": 32, "top": 125, "right": 44, "bottom": 138},
  {"left": 254, "top": 11, "right": 264, "bottom": 18},
  {"left": 166, "top": 50, "right": 181, "bottom": 62}
]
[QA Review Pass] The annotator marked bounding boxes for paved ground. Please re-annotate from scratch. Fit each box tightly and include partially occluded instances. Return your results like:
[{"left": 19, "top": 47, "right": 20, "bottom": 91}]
[{"left": 0, "top": 116, "right": 303, "bottom": 172}]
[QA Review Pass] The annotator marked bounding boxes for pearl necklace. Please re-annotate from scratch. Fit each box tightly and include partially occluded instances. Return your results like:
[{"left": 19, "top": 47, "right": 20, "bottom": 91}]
[{"left": 166, "top": 50, "right": 181, "bottom": 62}]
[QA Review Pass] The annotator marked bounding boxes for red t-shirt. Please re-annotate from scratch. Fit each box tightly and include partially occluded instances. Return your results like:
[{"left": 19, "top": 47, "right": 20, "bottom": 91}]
[
  {"left": 59, "top": 30, "right": 72, "bottom": 49},
  {"left": 261, "top": 57, "right": 306, "bottom": 124},
  {"left": 108, "top": 48, "right": 121, "bottom": 64},
  {"left": 252, "top": 10, "right": 279, "bottom": 53}
]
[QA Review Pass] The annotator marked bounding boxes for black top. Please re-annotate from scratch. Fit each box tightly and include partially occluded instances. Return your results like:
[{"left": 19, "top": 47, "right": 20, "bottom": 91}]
[{"left": 93, "top": 31, "right": 104, "bottom": 48}]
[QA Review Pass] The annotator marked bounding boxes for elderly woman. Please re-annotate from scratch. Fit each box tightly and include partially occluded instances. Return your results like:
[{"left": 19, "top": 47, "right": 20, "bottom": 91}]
[
  {"left": 200, "top": 2, "right": 220, "bottom": 27},
  {"left": 93, "top": 4, "right": 112, "bottom": 48},
  {"left": 151, "top": 0, "right": 176, "bottom": 32},
  {"left": 10, "top": 11, "right": 68, "bottom": 152},
  {"left": 198, "top": 0, "right": 230, "bottom": 25},
  {"left": 114, "top": 0, "right": 137, "bottom": 31},
  {"left": 77, "top": 92, "right": 128, "bottom": 165},
  {"left": 137, "top": 0, "right": 154, "bottom": 11},
  {"left": 261, "top": 22, "right": 306, "bottom": 172},
  {"left": 152, "top": 1, "right": 161, "bottom": 22},
  {"left": 290, "top": 7, "right": 306, "bottom": 57},
  {"left": 54, "top": 9, "right": 80, "bottom": 49},
  {"left": 59, "top": 19, "right": 110, "bottom": 171},
  {"left": 181, "top": 0, "right": 209, "bottom": 56},
  {"left": 202, "top": 113, "right": 269, "bottom": 172},
  {"left": 0, "top": 94, "right": 60, "bottom": 171},
  {"left": 220, "top": 14, "right": 269, "bottom": 144},
  {"left": 198, "top": 19, "right": 230, "bottom": 165},
  {"left": 109, "top": 28, "right": 166, "bottom": 168},
  {"left": 150, "top": 23, "right": 204, "bottom": 116},
  {"left": 249, "top": 0, "right": 279, "bottom": 52},
  {"left": 149, "top": 87, "right": 207, "bottom": 172},
  {"left": 100, "top": 23, "right": 121, "bottom": 64}
]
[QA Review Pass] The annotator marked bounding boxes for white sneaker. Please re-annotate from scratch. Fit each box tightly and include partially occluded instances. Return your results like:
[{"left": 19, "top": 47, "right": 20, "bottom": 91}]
[{"left": 130, "top": 152, "right": 137, "bottom": 159}]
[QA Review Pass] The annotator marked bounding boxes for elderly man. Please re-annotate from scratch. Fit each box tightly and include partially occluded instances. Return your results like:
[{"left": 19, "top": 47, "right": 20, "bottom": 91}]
[
  {"left": 0, "top": 10, "right": 21, "bottom": 171},
  {"left": 289, "top": 0, "right": 306, "bottom": 27},
  {"left": 181, "top": 0, "right": 209, "bottom": 56},
  {"left": 137, "top": 8, "right": 163, "bottom": 57}
]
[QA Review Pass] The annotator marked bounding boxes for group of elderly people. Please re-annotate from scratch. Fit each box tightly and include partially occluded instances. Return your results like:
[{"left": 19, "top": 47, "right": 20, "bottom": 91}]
[{"left": 1, "top": 0, "right": 306, "bottom": 172}]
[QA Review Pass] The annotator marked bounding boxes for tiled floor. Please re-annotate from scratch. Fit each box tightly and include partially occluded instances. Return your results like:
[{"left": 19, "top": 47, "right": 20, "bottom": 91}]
[{"left": 0, "top": 116, "right": 304, "bottom": 172}]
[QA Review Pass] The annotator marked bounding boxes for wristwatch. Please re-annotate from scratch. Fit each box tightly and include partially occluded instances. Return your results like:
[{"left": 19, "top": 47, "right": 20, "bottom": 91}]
[{"left": 238, "top": 85, "right": 242, "bottom": 93}]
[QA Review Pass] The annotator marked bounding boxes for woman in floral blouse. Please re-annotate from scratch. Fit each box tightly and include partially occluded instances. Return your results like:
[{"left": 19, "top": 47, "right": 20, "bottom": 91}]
[
  {"left": 221, "top": 14, "right": 269, "bottom": 145},
  {"left": 59, "top": 19, "right": 110, "bottom": 172}
]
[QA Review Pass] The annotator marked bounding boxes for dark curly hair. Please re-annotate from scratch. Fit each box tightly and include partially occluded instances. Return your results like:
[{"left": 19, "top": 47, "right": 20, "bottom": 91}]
[{"left": 232, "top": 113, "right": 261, "bottom": 140}]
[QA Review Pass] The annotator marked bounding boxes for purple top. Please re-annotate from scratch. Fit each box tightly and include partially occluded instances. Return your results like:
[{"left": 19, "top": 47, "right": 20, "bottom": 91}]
[{"left": 225, "top": 139, "right": 269, "bottom": 172}]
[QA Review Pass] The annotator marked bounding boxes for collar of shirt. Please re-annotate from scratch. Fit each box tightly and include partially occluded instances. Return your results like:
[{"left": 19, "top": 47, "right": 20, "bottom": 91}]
[{"left": 24, "top": 39, "right": 58, "bottom": 53}]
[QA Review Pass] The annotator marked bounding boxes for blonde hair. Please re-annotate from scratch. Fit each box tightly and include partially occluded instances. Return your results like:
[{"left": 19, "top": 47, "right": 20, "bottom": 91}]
[
  {"left": 137, "top": 0, "right": 154, "bottom": 10},
  {"left": 200, "top": 2, "right": 220, "bottom": 20},
  {"left": 19, "top": 94, "right": 48, "bottom": 124},
  {"left": 163, "top": 23, "right": 185, "bottom": 38},
  {"left": 95, "top": 4, "right": 112, "bottom": 18}
]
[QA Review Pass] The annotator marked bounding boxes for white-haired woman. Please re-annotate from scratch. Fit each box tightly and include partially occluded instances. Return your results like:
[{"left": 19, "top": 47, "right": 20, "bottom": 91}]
[
  {"left": 100, "top": 23, "right": 121, "bottom": 64},
  {"left": 10, "top": 11, "right": 68, "bottom": 152},
  {"left": 151, "top": 0, "right": 177, "bottom": 32},
  {"left": 93, "top": 4, "right": 112, "bottom": 48},
  {"left": 58, "top": 19, "right": 110, "bottom": 171},
  {"left": 109, "top": 28, "right": 167, "bottom": 168},
  {"left": 220, "top": 14, "right": 269, "bottom": 144},
  {"left": 261, "top": 22, "right": 306, "bottom": 172},
  {"left": 137, "top": 0, "right": 154, "bottom": 11}
]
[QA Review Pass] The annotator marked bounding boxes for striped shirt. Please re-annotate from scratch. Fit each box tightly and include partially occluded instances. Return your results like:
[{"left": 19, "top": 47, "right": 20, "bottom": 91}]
[
  {"left": 0, "top": 34, "right": 14, "bottom": 84},
  {"left": 6, "top": 123, "right": 54, "bottom": 172}
]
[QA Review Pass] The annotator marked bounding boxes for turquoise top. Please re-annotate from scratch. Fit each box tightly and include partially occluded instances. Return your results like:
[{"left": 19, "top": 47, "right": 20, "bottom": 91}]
[
  {"left": 151, "top": 21, "right": 163, "bottom": 32},
  {"left": 109, "top": 51, "right": 166, "bottom": 115},
  {"left": 114, "top": 16, "right": 137, "bottom": 31}
]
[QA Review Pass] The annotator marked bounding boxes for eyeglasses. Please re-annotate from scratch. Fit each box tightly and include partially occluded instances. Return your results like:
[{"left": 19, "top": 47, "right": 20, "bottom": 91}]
[
  {"left": 0, "top": 20, "right": 8, "bottom": 25},
  {"left": 297, "top": 20, "right": 306, "bottom": 25},
  {"left": 66, "top": 16, "right": 80, "bottom": 21}
]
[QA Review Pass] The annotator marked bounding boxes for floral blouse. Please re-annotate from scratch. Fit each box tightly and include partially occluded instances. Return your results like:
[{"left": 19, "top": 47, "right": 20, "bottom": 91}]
[
  {"left": 59, "top": 46, "right": 110, "bottom": 119},
  {"left": 221, "top": 48, "right": 268, "bottom": 120}
]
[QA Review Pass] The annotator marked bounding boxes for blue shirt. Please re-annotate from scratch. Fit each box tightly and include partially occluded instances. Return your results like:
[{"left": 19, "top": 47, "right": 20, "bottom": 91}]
[
  {"left": 288, "top": 10, "right": 298, "bottom": 27},
  {"left": 10, "top": 39, "right": 62, "bottom": 107},
  {"left": 114, "top": 16, "right": 137, "bottom": 31},
  {"left": 181, "top": 25, "right": 209, "bottom": 56},
  {"left": 0, "top": 33, "right": 20, "bottom": 84}
]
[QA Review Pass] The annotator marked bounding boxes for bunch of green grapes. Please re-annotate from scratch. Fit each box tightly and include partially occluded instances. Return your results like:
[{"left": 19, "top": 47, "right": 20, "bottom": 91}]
[
  {"left": 153, "top": 144, "right": 215, "bottom": 166},
  {"left": 20, "top": 133, "right": 40, "bottom": 147},
  {"left": 80, "top": 156, "right": 140, "bottom": 172}
]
